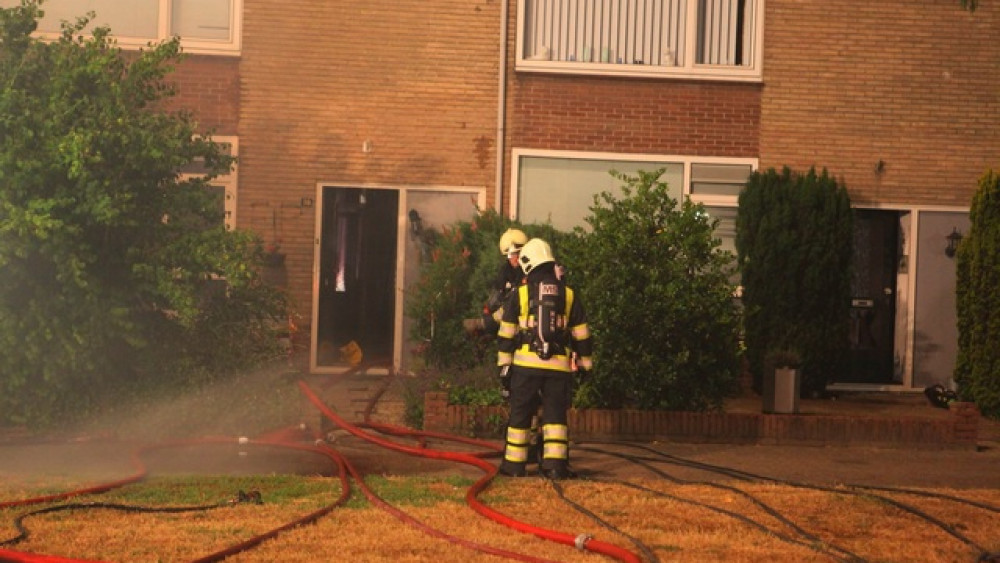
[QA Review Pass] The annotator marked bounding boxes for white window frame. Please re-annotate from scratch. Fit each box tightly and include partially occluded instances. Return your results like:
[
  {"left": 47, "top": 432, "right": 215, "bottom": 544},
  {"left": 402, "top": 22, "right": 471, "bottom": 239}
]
[
  {"left": 179, "top": 136, "right": 238, "bottom": 230},
  {"left": 6, "top": 0, "right": 242, "bottom": 55},
  {"left": 509, "top": 147, "right": 757, "bottom": 225},
  {"left": 516, "top": 0, "right": 763, "bottom": 82}
]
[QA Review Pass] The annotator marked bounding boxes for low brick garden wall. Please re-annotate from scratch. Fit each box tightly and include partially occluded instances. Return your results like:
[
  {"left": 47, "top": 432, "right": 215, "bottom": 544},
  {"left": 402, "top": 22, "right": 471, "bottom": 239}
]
[{"left": 422, "top": 392, "right": 980, "bottom": 450}]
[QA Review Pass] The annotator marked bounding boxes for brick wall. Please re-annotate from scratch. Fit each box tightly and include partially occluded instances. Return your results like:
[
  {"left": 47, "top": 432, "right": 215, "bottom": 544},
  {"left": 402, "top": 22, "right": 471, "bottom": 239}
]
[
  {"left": 508, "top": 76, "right": 761, "bottom": 157},
  {"left": 239, "top": 0, "right": 502, "bottom": 315},
  {"left": 423, "top": 392, "right": 978, "bottom": 449},
  {"left": 164, "top": 55, "right": 240, "bottom": 134},
  {"left": 761, "top": 0, "right": 1000, "bottom": 206}
]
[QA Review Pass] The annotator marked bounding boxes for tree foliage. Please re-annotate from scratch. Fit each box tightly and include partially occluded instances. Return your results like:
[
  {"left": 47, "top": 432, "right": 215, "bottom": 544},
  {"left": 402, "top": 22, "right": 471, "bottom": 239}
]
[
  {"left": 736, "top": 167, "right": 853, "bottom": 397},
  {"left": 562, "top": 170, "right": 742, "bottom": 411},
  {"left": 0, "top": 1, "right": 286, "bottom": 427},
  {"left": 955, "top": 169, "right": 1000, "bottom": 419}
]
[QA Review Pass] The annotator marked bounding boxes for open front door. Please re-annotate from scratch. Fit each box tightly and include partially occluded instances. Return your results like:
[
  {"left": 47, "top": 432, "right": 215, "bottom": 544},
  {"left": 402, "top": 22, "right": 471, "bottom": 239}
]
[
  {"left": 311, "top": 185, "right": 483, "bottom": 374},
  {"left": 315, "top": 187, "right": 398, "bottom": 369}
]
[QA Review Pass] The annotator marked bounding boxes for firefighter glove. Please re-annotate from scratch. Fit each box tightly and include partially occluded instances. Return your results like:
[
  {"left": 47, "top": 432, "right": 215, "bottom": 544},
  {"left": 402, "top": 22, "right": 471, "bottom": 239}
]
[{"left": 498, "top": 365, "right": 511, "bottom": 399}]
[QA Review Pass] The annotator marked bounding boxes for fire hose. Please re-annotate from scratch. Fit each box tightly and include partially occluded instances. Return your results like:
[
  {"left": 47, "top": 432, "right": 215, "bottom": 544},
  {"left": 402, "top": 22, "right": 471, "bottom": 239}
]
[{"left": 297, "top": 379, "right": 642, "bottom": 563}]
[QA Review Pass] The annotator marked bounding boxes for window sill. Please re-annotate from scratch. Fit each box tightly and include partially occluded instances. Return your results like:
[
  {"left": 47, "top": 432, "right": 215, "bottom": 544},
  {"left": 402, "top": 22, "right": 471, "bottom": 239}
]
[{"left": 516, "top": 60, "right": 762, "bottom": 83}]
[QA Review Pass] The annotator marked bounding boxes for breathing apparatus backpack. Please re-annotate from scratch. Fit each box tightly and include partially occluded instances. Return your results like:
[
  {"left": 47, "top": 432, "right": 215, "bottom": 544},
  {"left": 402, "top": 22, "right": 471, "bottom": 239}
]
[{"left": 528, "top": 280, "right": 568, "bottom": 360}]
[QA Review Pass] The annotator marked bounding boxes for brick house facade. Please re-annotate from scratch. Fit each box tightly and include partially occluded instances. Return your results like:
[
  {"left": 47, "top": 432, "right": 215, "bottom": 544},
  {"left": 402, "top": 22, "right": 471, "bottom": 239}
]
[{"left": 162, "top": 0, "right": 996, "bottom": 389}]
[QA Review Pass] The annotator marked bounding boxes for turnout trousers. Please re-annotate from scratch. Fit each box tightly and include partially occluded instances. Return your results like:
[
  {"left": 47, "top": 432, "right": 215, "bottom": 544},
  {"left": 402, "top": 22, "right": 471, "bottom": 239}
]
[{"left": 499, "top": 366, "right": 572, "bottom": 476}]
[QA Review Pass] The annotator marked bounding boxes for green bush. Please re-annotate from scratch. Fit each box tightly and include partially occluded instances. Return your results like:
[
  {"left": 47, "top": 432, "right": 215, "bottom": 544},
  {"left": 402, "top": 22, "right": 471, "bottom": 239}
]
[
  {"left": 736, "top": 167, "right": 853, "bottom": 397},
  {"left": 955, "top": 169, "right": 1000, "bottom": 419},
  {"left": 562, "top": 170, "right": 742, "bottom": 411},
  {"left": 0, "top": 3, "right": 287, "bottom": 427}
]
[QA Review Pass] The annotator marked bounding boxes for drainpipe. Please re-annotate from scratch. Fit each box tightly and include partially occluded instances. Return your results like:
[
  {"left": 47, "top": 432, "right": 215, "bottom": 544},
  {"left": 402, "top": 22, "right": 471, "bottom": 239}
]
[{"left": 494, "top": 0, "right": 509, "bottom": 215}]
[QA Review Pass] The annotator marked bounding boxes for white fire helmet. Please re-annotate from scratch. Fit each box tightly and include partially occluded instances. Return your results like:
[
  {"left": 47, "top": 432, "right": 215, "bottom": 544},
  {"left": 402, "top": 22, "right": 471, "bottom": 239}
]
[{"left": 518, "top": 238, "right": 555, "bottom": 275}]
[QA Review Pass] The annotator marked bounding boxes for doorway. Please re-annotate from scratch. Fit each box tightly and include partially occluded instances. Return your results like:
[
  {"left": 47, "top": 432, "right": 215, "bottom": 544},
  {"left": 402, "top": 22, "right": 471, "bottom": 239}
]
[
  {"left": 845, "top": 210, "right": 901, "bottom": 384},
  {"left": 311, "top": 185, "right": 484, "bottom": 374},
  {"left": 315, "top": 187, "right": 398, "bottom": 369}
]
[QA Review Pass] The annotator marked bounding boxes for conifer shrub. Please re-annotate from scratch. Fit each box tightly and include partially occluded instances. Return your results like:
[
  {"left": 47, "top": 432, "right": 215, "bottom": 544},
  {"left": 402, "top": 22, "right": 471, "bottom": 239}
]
[
  {"left": 955, "top": 169, "right": 1000, "bottom": 419},
  {"left": 736, "top": 167, "right": 853, "bottom": 397}
]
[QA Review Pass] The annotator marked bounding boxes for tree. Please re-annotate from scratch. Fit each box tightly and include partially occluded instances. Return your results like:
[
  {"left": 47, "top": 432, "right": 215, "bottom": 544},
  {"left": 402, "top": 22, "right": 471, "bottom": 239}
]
[
  {"left": 954, "top": 169, "right": 1000, "bottom": 419},
  {"left": 736, "top": 167, "right": 853, "bottom": 397},
  {"left": 563, "top": 170, "right": 742, "bottom": 411},
  {"left": 0, "top": 1, "right": 285, "bottom": 426}
]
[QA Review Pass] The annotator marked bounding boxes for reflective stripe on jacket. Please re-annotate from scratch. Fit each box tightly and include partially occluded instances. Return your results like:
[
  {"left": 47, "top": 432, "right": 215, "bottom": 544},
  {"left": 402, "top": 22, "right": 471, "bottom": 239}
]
[{"left": 497, "top": 279, "right": 593, "bottom": 373}]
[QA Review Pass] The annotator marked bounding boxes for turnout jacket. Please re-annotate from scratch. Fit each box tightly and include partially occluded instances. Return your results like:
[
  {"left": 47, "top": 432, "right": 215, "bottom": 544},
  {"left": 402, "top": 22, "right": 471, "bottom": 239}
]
[{"left": 496, "top": 271, "right": 593, "bottom": 373}]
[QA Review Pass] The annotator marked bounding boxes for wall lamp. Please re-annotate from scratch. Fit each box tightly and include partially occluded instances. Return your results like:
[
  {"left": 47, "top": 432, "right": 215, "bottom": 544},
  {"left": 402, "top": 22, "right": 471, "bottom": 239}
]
[
  {"left": 945, "top": 227, "right": 963, "bottom": 258},
  {"left": 408, "top": 209, "right": 423, "bottom": 236}
]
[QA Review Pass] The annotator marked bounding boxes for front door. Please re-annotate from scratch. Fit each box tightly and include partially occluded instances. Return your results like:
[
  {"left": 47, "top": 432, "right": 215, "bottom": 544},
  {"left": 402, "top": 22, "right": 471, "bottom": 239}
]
[
  {"left": 315, "top": 187, "right": 398, "bottom": 369},
  {"left": 844, "top": 210, "right": 899, "bottom": 384}
]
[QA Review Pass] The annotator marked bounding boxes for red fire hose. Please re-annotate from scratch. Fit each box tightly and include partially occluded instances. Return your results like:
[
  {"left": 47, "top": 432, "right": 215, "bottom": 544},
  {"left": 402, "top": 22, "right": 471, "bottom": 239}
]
[{"left": 297, "top": 379, "right": 642, "bottom": 563}]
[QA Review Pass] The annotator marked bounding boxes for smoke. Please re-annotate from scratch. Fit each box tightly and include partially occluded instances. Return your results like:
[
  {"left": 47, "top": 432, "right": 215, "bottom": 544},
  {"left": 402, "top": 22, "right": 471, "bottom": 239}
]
[
  {"left": 0, "top": 361, "right": 322, "bottom": 482},
  {"left": 81, "top": 361, "right": 308, "bottom": 443}
]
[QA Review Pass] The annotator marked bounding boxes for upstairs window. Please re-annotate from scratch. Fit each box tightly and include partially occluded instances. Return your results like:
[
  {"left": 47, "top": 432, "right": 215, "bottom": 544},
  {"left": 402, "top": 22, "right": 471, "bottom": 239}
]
[
  {"left": 517, "top": 0, "right": 762, "bottom": 82},
  {"left": 1, "top": 0, "right": 241, "bottom": 55}
]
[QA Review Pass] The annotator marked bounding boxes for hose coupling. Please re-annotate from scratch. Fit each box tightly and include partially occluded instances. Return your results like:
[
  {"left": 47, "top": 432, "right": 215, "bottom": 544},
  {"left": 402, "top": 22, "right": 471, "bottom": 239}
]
[{"left": 574, "top": 533, "right": 593, "bottom": 551}]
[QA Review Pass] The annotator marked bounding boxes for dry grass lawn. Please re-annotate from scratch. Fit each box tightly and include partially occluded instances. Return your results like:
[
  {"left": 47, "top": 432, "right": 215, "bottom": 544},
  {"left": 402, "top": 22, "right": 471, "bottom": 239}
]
[{"left": 2, "top": 473, "right": 999, "bottom": 563}]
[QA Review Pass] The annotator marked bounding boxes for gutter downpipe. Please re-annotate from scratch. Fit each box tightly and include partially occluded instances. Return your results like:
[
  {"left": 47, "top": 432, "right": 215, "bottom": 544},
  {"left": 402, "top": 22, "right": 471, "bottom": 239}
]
[{"left": 494, "top": 0, "right": 509, "bottom": 215}]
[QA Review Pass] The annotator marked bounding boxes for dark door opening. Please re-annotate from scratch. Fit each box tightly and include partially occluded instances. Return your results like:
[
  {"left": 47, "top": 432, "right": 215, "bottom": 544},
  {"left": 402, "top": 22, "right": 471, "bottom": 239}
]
[
  {"left": 843, "top": 210, "right": 899, "bottom": 384},
  {"left": 316, "top": 187, "right": 398, "bottom": 368}
]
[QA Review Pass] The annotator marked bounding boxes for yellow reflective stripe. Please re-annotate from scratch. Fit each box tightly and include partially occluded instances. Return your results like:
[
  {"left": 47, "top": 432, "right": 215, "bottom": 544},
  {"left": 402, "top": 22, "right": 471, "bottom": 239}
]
[
  {"left": 513, "top": 349, "right": 571, "bottom": 371},
  {"left": 497, "top": 352, "right": 512, "bottom": 366},
  {"left": 498, "top": 321, "right": 517, "bottom": 339},
  {"left": 542, "top": 424, "right": 568, "bottom": 441},
  {"left": 506, "top": 427, "right": 530, "bottom": 445},
  {"left": 505, "top": 446, "right": 528, "bottom": 463},
  {"left": 571, "top": 323, "right": 590, "bottom": 340},
  {"left": 543, "top": 443, "right": 568, "bottom": 459},
  {"left": 519, "top": 285, "right": 529, "bottom": 321},
  {"left": 577, "top": 356, "right": 593, "bottom": 370}
]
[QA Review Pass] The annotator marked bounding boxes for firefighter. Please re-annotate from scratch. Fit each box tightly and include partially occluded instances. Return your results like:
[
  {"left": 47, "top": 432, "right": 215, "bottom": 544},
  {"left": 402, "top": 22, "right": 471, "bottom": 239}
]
[
  {"left": 463, "top": 228, "right": 528, "bottom": 334},
  {"left": 496, "top": 238, "right": 592, "bottom": 479}
]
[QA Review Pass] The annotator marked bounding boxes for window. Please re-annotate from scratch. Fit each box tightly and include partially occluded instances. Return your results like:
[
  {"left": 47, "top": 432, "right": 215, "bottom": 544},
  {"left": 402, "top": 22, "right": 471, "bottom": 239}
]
[
  {"left": 1, "top": 0, "right": 241, "bottom": 55},
  {"left": 690, "top": 162, "right": 753, "bottom": 200},
  {"left": 512, "top": 149, "right": 754, "bottom": 243},
  {"left": 516, "top": 154, "right": 684, "bottom": 231},
  {"left": 179, "top": 137, "right": 238, "bottom": 230},
  {"left": 517, "top": 0, "right": 762, "bottom": 81}
]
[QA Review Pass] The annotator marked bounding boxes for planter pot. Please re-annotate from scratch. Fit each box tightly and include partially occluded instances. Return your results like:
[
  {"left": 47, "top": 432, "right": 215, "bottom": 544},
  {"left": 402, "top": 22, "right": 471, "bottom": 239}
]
[{"left": 763, "top": 367, "right": 801, "bottom": 414}]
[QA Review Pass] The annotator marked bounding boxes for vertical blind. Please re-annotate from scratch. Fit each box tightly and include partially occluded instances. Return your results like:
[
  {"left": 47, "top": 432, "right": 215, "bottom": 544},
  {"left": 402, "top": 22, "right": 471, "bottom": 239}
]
[{"left": 522, "top": 0, "right": 754, "bottom": 67}]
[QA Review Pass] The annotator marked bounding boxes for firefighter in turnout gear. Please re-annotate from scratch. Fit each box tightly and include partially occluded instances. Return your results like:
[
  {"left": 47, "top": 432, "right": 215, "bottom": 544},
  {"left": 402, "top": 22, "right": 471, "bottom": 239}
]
[
  {"left": 463, "top": 228, "right": 527, "bottom": 335},
  {"left": 496, "top": 238, "right": 593, "bottom": 479}
]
